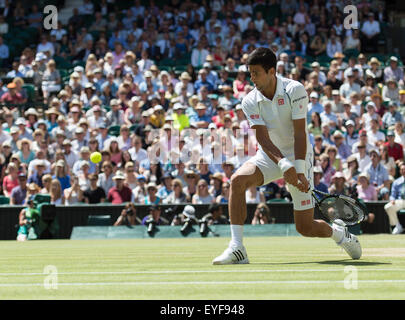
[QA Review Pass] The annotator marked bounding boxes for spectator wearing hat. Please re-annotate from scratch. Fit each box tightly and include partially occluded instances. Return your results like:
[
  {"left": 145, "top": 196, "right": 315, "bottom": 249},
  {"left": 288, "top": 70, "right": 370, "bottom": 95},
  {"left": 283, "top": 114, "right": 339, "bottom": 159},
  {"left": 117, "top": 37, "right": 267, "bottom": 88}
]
[
  {"left": 27, "top": 160, "right": 46, "bottom": 188},
  {"left": 14, "top": 117, "right": 33, "bottom": 141},
  {"left": 106, "top": 99, "right": 125, "bottom": 127},
  {"left": 328, "top": 171, "right": 350, "bottom": 196},
  {"left": 157, "top": 172, "right": 173, "bottom": 200},
  {"left": 384, "top": 130, "right": 404, "bottom": 162},
  {"left": 342, "top": 120, "right": 358, "bottom": 148},
  {"left": 351, "top": 140, "right": 372, "bottom": 172},
  {"left": 384, "top": 162, "right": 405, "bottom": 234},
  {"left": 106, "top": 171, "right": 132, "bottom": 204},
  {"left": 307, "top": 91, "right": 323, "bottom": 123},
  {"left": 1, "top": 82, "right": 24, "bottom": 106},
  {"left": 189, "top": 103, "right": 210, "bottom": 128},
  {"left": 361, "top": 102, "right": 380, "bottom": 132},
  {"left": 172, "top": 103, "right": 190, "bottom": 132},
  {"left": 382, "top": 78, "right": 400, "bottom": 102},
  {"left": 364, "top": 149, "right": 390, "bottom": 193},
  {"left": 71, "top": 126, "right": 88, "bottom": 154},
  {"left": 366, "top": 57, "right": 383, "bottom": 82},
  {"left": 378, "top": 144, "right": 396, "bottom": 178},
  {"left": 10, "top": 173, "right": 28, "bottom": 205},
  {"left": 143, "top": 182, "right": 161, "bottom": 205},
  {"left": 356, "top": 172, "right": 377, "bottom": 201},
  {"left": 175, "top": 72, "right": 194, "bottom": 97},
  {"left": 384, "top": 56, "right": 404, "bottom": 83}
]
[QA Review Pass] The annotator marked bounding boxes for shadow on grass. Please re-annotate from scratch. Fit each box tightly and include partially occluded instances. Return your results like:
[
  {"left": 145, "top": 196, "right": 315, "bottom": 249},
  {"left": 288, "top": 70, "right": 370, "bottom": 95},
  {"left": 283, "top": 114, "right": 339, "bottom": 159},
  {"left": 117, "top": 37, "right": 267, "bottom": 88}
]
[{"left": 251, "top": 260, "right": 391, "bottom": 266}]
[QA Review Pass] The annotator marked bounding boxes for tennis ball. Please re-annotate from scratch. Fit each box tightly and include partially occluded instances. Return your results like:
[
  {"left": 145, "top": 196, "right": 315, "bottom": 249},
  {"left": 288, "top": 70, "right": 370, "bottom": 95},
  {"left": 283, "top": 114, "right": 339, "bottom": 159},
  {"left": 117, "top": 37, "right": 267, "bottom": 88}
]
[{"left": 90, "top": 152, "right": 102, "bottom": 164}]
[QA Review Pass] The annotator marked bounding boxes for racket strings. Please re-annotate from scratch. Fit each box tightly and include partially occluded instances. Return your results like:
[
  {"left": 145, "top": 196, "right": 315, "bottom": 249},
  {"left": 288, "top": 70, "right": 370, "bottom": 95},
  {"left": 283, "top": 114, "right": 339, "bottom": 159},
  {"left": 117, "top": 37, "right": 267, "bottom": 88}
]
[{"left": 319, "top": 197, "right": 365, "bottom": 224}]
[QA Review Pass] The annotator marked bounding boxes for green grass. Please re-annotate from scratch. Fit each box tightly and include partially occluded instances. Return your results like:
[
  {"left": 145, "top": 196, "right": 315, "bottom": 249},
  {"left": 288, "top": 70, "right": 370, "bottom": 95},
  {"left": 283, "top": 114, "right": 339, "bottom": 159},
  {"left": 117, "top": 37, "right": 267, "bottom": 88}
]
[{"left": 0, "top": 235, "right": 404, "bottom": 299}]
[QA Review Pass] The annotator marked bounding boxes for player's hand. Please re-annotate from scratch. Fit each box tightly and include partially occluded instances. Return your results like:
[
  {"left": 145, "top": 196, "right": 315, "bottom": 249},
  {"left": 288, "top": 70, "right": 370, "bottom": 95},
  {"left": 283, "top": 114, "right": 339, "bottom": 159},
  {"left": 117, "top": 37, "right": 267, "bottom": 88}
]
[
  {"left": 297, "top": 173, "right": 309, "bottom": 193},
  {"left": 283, "top": 167, "right": 299, "bottom": 188}
]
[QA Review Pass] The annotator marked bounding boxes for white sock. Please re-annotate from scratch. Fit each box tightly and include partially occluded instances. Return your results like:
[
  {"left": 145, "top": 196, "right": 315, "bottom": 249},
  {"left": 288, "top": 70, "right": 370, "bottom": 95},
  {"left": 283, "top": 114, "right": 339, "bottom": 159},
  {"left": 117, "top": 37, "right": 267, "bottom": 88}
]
[
  {"left": 396, "top": 222, "right": 403, "bottom": 229},
  {"left": 229, "top": 225, "right": 243, "bottom": 248},
  {"left": 331, "top": 225, "right": 344, "bottom": 244}
]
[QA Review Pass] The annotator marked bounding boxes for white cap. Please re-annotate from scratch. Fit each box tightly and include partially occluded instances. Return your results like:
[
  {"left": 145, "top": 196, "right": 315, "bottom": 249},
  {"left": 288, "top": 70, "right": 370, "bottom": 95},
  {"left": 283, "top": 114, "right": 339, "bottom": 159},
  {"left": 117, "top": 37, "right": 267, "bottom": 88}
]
[
  {"left": 310, "top": 92, "right": 319, "bottom": 99},
  {"left": 182, "top": 205, "right": 195, "bottom": 218}
]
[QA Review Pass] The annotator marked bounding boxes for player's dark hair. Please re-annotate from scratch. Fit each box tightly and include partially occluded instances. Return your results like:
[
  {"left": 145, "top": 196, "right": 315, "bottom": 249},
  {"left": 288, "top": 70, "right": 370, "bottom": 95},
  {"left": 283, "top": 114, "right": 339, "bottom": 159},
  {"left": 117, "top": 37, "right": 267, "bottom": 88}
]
[{"left": 246, "top": 47, "right": 277, "bottom": 73}]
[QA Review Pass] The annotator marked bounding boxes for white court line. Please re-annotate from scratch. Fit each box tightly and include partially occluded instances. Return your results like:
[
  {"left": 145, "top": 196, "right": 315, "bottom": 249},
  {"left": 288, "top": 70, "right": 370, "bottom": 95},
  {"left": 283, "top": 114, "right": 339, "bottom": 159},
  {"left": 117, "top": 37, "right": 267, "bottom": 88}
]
[
  {"left": 0, "top": 280, "right": 405, "bottom": 287},
  {"left": 0, "top": 268, "right": 403, "bottom": 276}
]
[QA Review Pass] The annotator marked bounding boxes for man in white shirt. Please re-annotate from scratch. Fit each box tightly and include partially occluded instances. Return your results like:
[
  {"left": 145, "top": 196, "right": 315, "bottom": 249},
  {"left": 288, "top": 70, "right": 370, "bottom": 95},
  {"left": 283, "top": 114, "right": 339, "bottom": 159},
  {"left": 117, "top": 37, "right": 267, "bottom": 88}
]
[
  {"left": 367, "top": 119, "right": 386, "bottom": 147},
  {"left": 361, "top": 13, "right": 380, "bottom": 52},
  {"left": 213, "top": 48, "right": 361, "bottom": 265}
]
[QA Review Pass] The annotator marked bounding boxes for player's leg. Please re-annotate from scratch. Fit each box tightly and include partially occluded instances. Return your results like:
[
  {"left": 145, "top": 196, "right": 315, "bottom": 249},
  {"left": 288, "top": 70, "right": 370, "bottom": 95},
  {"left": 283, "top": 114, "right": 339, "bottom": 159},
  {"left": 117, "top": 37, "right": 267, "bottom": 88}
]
[
  {"left": 212, "top": 162, "right": 264, "bottom": 265},
  {"left": 294, "top": 208, "right": 332, "bottom": 237}
]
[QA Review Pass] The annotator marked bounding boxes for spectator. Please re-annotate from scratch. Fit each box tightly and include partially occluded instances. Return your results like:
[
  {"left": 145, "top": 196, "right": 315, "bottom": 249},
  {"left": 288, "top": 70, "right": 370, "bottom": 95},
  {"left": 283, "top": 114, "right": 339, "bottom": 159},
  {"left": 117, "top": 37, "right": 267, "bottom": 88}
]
[
  {"left": 114, "top": 202, "right": 141, "bottom": 226},
  {"left": 50, "top": 179, "right": 64, "bottom": 205},
  {"left": 141, "top": 204, "right": 169, "bottom": 226},
  {"left": 83, "top": 173, "right": 106, "bottom": 204},
  {"left": 361, "top": 13, "right": 380, "bottom": 52},
  {"left": 356, "top": 172, "right": 377, "bottom": 201},
  {"left": 385, "top": 130, "right": 404, "bottom": 162},
  {"left": 384, "top": 56, "right": 404, "bottom": 83},
  {"left": 201, "top": 203, "right": 229, "bottom": 225},
  {"left": 251, "top": 203, "right": 273, "bottom": 225},
  {"left": 10, "top": 173, "right": 28, "bottom": 205},
  {"left": 216, "top": 181, "right": 230, "bottom": 204},
  {"left": 107, "top": 171, "right": 132, "bottom": 204},
  {"left": 365, "top": 149, "right": 390, "bottom": 194},
  {"left": 192, "top": 179, "right": 214, "bottom": 204},
  {"left": 245, "top": 185, "right": 265, "bottom": 204},
  {"left": 163, "top": 178, "right": 187, "bottom": 204},
  {"left": 384, "top": 163, "right": 405, "bottom": 234}
]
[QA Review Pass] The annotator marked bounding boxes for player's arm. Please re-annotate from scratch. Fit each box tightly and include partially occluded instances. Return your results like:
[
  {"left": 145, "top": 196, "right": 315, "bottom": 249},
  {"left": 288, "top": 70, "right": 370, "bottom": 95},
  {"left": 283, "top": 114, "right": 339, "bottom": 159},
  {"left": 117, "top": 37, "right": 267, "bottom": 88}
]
[
  {"left": 291, "top": 83, "right": 310, "bottom": 192},
  {"left": 293, "top": 118, "right": 309, "bottom": 192},
  {"left": 252, "top": 125, "right": 301, "bottom": 190}
]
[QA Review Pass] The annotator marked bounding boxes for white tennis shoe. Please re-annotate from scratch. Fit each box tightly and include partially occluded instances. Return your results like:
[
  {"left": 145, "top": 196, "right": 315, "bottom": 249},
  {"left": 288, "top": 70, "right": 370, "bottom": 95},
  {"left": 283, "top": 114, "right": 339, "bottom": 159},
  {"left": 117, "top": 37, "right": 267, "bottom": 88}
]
[
  {"left": 333, "top": 219, "right": 362, "bottom": 260},
  {"left": 392, "top": 223, "right": 404, "bottom": 235},
  {"left": 212, "top": 245, "right": 249, "bottom": 265}
]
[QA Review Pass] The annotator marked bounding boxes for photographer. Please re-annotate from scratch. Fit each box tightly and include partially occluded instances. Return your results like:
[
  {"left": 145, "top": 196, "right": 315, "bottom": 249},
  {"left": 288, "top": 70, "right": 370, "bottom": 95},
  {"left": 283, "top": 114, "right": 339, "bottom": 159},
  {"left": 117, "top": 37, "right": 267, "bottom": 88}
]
[
  {"left": 201, "top": 203, "right": 229, "bottom": 225},
  {"left": 114, "top": 203, "right": 141, "bottom": 226},
  {"left": 251, "top": 203, "right": 273, "bottom": 225},
  {"left": 16, "top": 195, "right": 40, "bottom": 241},
  {"left": 141, "top": 204, "right": 169, "bottom": 226}
]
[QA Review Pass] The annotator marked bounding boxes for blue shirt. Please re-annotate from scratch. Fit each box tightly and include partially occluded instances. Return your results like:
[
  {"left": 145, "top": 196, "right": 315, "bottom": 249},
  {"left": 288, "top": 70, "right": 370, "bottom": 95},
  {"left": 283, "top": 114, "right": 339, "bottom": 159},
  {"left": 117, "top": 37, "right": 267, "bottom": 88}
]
[
  {"left": 390, "top": 176, "right": 405, "bottom": 201},
  {"left": 53, "top": 175, "right": 71, "bottom": 191},
  {"left": 365, "top": 163, "right": 389, "bottom": 187}
]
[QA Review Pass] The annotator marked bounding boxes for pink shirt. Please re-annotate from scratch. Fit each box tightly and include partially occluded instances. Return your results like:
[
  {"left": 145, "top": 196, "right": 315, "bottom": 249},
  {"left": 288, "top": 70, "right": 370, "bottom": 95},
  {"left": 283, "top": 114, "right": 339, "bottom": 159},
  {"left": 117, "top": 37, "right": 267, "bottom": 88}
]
[{"left": 356, "top": 184, "right": 377, "bottom": 201}]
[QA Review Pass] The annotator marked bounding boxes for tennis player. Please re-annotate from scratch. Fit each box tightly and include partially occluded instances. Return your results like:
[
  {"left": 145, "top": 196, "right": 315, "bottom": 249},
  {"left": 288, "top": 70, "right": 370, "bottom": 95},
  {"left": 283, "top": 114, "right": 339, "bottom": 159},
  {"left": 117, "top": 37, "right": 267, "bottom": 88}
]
[{"left": 213, "top": 48, "right": 361, "bottom": 265}]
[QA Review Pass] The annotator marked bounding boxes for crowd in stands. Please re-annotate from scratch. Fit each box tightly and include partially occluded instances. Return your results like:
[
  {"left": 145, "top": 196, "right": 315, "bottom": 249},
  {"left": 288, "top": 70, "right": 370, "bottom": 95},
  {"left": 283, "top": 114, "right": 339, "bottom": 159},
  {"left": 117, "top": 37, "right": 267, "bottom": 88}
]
[{"left": 0, "top": 0, "right": 404, "bottom": 232}]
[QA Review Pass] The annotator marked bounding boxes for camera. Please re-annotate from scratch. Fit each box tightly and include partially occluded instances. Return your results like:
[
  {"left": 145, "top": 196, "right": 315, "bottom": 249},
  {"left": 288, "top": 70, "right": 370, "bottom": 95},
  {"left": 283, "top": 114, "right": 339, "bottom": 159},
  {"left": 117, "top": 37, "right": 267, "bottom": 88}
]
[
  {"left": 181, "top": 216, "right": 198, "bottom": 235},
  {"left": 126, "top": 208, "right": 134, "bottom": 216},
  {"left": 145, "top": 217, "right": 156, "bottom": 235},
  {"left": 199, "top": 217, "right": 209, "bottom": 237}
]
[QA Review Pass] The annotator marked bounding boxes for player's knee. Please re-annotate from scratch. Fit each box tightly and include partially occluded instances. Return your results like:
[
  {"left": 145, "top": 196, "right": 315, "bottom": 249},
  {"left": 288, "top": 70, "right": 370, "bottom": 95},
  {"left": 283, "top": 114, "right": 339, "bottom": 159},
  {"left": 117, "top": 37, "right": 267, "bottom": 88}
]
[{"left": 230, "top": 174, "right": 249, "bottom": 193}]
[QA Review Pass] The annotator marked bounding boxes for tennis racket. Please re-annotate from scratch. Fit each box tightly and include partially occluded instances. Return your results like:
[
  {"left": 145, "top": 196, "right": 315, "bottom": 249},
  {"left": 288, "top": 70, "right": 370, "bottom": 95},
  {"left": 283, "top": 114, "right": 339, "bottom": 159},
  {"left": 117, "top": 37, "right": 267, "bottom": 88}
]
[{"left": 311, "top": 189, "right": 366, "bottom": 226}]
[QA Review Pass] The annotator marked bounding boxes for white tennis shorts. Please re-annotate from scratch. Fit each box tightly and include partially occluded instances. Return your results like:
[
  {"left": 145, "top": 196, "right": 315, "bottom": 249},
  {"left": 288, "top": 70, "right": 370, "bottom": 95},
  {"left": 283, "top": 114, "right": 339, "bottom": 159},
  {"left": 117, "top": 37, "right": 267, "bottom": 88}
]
[{"left": 248, "top": 149, "right": 315, "bottom": 211}]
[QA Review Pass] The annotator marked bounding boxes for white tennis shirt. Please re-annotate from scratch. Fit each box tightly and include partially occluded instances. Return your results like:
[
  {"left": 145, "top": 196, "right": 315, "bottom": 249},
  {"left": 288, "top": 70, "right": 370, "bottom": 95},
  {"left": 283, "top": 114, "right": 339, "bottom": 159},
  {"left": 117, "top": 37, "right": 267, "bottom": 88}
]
[{"left": 241, "top": 75, "right": 311, "bottom": 157}]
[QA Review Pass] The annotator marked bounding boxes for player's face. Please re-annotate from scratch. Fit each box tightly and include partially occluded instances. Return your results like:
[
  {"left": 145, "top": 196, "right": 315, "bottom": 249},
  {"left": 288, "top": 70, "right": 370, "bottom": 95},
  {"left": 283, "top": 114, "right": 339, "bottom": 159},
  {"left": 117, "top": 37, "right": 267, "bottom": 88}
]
[{"left": 248, "top": 65, "right": 274, "bottom": 93}]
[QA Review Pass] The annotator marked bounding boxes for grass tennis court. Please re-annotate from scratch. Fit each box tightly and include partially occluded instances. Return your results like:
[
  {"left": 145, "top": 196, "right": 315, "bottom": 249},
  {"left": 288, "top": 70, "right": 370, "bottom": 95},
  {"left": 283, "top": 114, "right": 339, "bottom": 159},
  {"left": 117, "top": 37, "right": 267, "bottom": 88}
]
[{"left": 0, "top": 235, "right": 404, "bottom": 299}]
